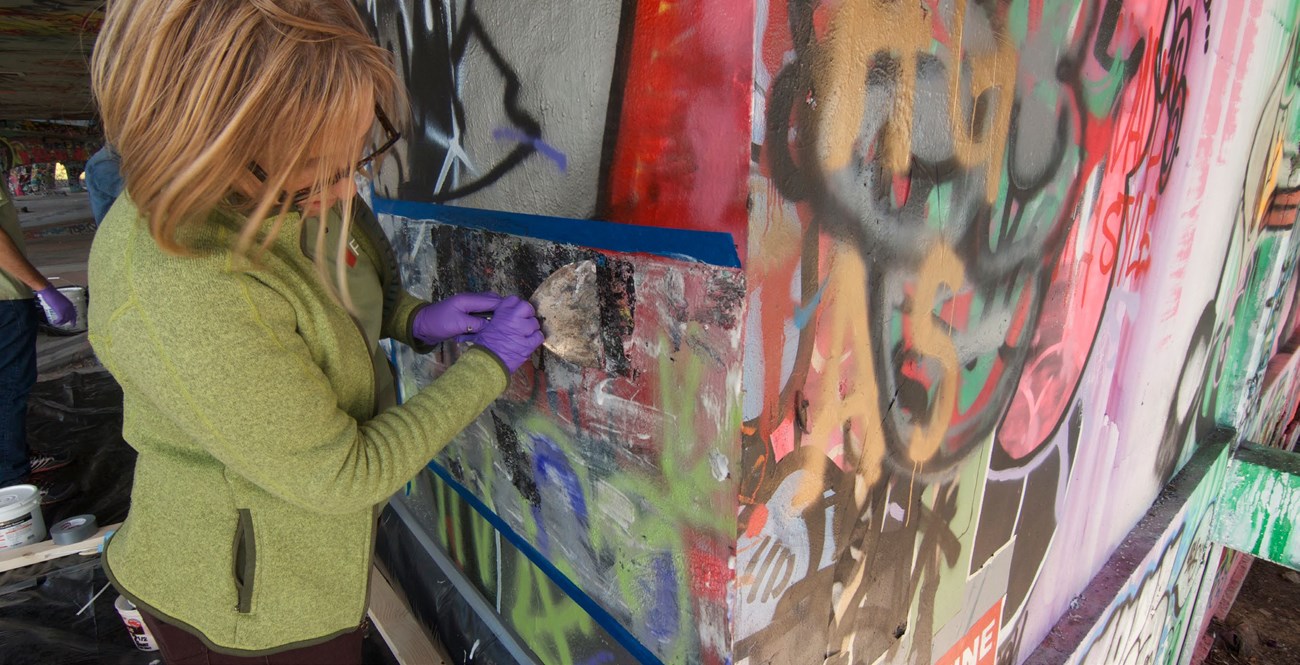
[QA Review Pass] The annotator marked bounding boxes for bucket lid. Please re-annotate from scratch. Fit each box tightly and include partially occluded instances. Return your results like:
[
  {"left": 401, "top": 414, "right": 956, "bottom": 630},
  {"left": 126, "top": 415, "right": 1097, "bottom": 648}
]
[{"left": 0, "top": 484, "right": 39, "bottom": 510}]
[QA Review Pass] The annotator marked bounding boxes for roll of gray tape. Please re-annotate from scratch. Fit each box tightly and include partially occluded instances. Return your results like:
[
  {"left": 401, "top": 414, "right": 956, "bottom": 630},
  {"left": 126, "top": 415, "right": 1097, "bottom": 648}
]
[{"left": 51, "top": 514, "right": 98, "bottom": 545}]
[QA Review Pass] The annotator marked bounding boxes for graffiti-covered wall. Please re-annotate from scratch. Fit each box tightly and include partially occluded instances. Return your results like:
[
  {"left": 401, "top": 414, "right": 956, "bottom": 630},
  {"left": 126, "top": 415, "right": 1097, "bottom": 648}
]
[
  {"left": 361, "top": 1, "right": 1300, "bottom": 664},
  {"left": 742, "top": 0, "right": 1300, "bottom": 664},
  {"left": 0, "top": 120, "right": 100, "bottom": 169},
  {"left": 361, "top": 1, "right": 750, "bottom": 663}
]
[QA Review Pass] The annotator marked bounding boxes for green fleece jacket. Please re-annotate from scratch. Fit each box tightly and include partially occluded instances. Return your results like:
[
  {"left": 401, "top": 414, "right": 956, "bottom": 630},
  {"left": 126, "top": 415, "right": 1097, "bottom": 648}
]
[{"left": 88, "top": 195, "right": 508, "bottom": 654}]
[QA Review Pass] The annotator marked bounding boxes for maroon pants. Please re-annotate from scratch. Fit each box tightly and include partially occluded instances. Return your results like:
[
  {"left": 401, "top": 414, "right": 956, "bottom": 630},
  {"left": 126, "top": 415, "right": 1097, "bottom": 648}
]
[{"left": 139, "top": 610, "right": 364, "bottom": 665}]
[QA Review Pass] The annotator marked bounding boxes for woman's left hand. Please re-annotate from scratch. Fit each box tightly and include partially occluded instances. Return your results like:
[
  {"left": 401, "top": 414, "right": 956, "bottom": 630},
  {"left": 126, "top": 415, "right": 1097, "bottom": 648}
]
[{"left": 412, "top": 292, "right": 505, "bottom": 345}]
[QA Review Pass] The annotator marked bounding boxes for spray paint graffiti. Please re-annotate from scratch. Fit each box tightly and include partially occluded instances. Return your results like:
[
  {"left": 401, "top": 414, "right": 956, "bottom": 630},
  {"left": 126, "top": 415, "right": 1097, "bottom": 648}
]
[
  {"left": 361, "top": 0, "right": 752, "bottom": 242},
  {"left": 364, "top": 0, "right": 1300, "bottom": 663},
  {"left": 741, "top": 0, "right": 1300, "bottom": 663},
  {"left": 360, "top": 0, "right": 623, "bottom": 217},
  {"left": 403, "top": 468, "right": 635, "bottom": 664},
  {"left": 380, "top": 216, "right": 743, "bottom": 664},
  {"left": 1025, "top": 435, "right": 1230, "bottom": 665},
  {"left": 0, "top": 135, "right": 94, "bottom": 168},
  {"left": 1067, "top": 454, "right": 1224, "bottom": 665}
]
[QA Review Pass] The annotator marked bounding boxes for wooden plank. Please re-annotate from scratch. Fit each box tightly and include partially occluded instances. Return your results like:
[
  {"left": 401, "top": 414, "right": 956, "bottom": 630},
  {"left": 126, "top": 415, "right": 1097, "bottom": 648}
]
[
  {"left": 368, "top": 565, "right": 452, "bottom": 665},
  {"left": 0, "top": 523, "right": 118, "bottom": 574}
]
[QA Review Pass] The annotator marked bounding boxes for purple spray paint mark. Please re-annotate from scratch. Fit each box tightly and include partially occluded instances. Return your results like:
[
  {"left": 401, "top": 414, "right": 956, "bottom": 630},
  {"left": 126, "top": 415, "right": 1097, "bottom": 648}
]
[
  {"left": 531, "top": 434, "right": 589, "bottom": 529},
  {"left": 644, "top": 552, "right": 680, "bottom": 643},
  {"left": 492, "top": 128, "right": 568, "bottom": 172},
  {"left": 577, "top": 652, "right": 617, "bottom": 665}
]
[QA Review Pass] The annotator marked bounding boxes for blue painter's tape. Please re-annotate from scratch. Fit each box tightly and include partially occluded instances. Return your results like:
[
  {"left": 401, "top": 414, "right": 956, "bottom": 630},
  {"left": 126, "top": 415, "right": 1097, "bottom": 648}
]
[
  {"left": 371, "top": 197, "right": 741, "bottom": 269},
  {"left": 425, "top": 460, "right": 665, "bottom": 665},
  {"left": 99, "top": 529, "right": 116, "bottom": 554}
]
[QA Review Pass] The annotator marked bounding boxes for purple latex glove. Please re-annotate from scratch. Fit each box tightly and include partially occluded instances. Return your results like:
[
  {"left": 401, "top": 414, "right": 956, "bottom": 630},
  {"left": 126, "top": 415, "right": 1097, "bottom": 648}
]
[
  {"left": 36, "top": 286, "right": 76, "bottom": 327},
  {"left": 412, "top": 292, "right": 505, "bottom": 346},
  {"left": 473, "top": 295, "right": 544, "bottom": 373}
]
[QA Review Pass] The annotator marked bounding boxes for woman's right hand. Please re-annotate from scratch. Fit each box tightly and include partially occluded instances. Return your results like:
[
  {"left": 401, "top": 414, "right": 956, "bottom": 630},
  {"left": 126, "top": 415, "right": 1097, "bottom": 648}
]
[{"left": 473, "top": 295, "right": 545, "bottom": 373}]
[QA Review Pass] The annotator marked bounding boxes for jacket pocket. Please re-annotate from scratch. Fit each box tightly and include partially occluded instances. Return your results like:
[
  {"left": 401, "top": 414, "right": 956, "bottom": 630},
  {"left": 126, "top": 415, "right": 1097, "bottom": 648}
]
[{"left": 232, "top": 509, "right": 257, "bottom": 613}]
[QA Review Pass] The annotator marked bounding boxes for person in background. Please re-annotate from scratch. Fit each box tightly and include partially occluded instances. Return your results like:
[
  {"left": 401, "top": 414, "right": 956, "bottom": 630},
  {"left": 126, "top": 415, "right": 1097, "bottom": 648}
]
[
  {"left": 65, "top": 162, "right": 85, "bottom": 193},
  {"left": 0, "top": 170, "right": 78, "bottom": 504},
  {"left": 87, "top": 1, "right": 544, "bottom": 663},
  {"left": 85, "top": 144, "right": 123, "bottom": 225},
  {"left": 15, "top": 166, "right": 31, "bottom": 195}
]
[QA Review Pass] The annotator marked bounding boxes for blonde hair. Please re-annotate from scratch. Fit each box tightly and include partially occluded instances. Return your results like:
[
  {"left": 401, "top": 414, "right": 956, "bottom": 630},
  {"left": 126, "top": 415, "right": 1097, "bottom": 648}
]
[{"left": 91, "top": 0, "right": 408, "bottom": 307}]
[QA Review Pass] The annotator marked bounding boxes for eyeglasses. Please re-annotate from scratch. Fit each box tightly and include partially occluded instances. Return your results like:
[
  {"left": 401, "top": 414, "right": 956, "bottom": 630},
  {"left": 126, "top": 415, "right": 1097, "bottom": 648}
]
[{"left": 247, "top": 104, "right": 400, "bottom": 208}]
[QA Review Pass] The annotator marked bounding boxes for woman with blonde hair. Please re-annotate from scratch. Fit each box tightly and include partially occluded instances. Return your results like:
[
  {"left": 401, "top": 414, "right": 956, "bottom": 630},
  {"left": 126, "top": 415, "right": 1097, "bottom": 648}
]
[{"left": 87, "top": 1, "right": 543, "bottom": 662}]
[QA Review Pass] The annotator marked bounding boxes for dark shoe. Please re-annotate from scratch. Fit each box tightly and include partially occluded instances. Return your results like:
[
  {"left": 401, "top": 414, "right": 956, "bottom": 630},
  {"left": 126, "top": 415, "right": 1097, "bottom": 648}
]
[
  {"left": 31, "top": 477, "right": 77, "bottom": 505},
  {"left": 28, "top": 449, "right": 72, "bottom": 475}
]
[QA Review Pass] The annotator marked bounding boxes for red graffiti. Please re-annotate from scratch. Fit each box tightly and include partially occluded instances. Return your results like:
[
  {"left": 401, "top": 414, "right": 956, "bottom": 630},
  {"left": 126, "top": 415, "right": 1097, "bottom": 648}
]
[
  {"left": 998, "top": 0, "right": 1191, "bottom": 459},
  {"left": 603, "top": 0, "right": 753, "bottom": 261}
]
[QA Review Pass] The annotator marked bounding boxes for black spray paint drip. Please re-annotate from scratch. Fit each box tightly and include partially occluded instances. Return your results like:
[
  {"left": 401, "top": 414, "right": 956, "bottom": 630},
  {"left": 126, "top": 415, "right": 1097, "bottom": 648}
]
[{"left": 491, "top": 411, "right": 540, "bottom": 507}]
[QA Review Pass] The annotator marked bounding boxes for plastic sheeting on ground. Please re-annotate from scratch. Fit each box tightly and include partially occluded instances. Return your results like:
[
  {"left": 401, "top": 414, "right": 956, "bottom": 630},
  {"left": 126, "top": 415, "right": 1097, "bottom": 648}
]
[
  {"left": 0, "top": 557, "right": 159, "bottom": 665},
  {"left": 0, "top": 369, "right": 150, "bottom": 664},
  {"left": 376, "top": 504, "right": 520, "bottom": 664},
  {"left": 25, "top": 369, "right": 135, "bottom": 527},
  {"left": 2, "top": 368, "right": 399, "bottom": 665}
]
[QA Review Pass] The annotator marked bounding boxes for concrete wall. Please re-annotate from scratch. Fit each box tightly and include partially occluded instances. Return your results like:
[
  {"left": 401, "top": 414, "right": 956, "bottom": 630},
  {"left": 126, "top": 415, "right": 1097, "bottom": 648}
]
[
  {"left": 362, "top": 1, "right": 1300, "bottom": 664},
  {"left": 741, "top": 1, "right": 1300, "bottom": 663},
  {"left": 0, "top": 1, "right": 103, "bottom": 121},
  {"left": 361, "top": 2, "right": 750, "bottom": 663},
  {"left": 0, "top": 121, "right": 99, "bottom": 168}
]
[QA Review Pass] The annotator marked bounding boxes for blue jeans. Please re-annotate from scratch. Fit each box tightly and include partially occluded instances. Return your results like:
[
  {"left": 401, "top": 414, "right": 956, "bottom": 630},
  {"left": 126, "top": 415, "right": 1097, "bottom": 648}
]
[
  {"left": 85, "top": 146, "right": 124, "bottom": 226},
  {"left": 0, "top": 299, "right": 37, "bottom": 486}
]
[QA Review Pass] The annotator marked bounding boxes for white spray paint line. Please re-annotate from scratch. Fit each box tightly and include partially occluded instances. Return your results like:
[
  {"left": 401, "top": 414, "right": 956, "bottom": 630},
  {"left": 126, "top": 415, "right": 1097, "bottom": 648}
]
[{"left": 495, "top": 528, "right": 503, "bottom": 612}]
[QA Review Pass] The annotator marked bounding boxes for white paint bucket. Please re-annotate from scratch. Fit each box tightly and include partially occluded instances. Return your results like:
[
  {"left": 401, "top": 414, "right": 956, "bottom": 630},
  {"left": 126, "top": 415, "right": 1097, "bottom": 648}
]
[
  {"left": 39, "top": 284, "right": 88, "bottom": 334},
  {"left": 114, "top": 595, "right": 159, "bottom": 651},
  {"left": 0, "top": 484, "right": 46, "bottom": 551}
]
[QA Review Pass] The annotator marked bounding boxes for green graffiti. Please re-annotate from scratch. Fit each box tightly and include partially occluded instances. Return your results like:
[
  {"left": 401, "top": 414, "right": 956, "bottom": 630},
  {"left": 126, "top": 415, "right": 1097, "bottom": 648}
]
[
  {"left": 473, "top": 494, "right": 498, "bottom": 591},
  {"left": 927, "top": 181, "right": 955, "bottom": 225},
  {"left": 956, "top": 282, "right": 1028, "bottom": 414},
  {"left": 1218, "top": 233, "right": 1291, "bottom": 425},
  {"left": 510, "top": 549, "right": 596, "bottom": 665},
  {"left": 1213, "top": 444, "right": 1300, "bottom": 570},
  {"left": 1268, "top": 512, "right": 1293, "bottom": 563},
  {"left": 605, "top": 330, "right": 739, "bottom": 663},
  {"left": 1162, "top": 614, "right": 1185, "bottom": 665},
  {"left": 413, "top": 327, "right": 738, "bottom": 665},
  {"left": 1008, "top": 0, "right": 1029, "bottom": 44}
]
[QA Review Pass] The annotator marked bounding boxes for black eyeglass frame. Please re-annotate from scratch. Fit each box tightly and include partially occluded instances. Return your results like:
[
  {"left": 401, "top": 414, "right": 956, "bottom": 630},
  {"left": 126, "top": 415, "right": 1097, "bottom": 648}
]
[{"left": 247, "top": 104, "right": 400, "bottom": 208}]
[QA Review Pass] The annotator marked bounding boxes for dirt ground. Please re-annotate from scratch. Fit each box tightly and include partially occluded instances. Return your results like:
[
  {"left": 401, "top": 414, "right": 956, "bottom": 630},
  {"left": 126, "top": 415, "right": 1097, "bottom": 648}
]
[{"left": 1205, "top": 559, "right": 1300, "bottom": 665}]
